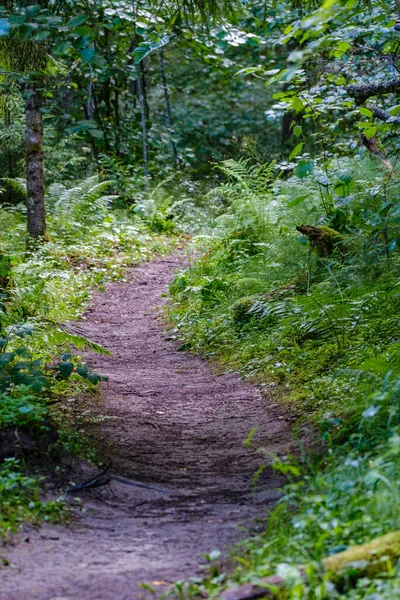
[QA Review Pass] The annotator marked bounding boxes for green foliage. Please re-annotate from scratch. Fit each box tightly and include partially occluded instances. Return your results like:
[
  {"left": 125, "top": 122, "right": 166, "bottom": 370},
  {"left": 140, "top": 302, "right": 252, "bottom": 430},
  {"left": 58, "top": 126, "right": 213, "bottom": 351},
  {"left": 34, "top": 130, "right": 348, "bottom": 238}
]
[
  {"left": 167, "top": 153, "right": 400, "bottom": 597},
  {"left": 0, "top": 171, "right": 178, "bottom": 535},
  {"left": 0, "top": 458, "right": 66, "bottom": 536}
]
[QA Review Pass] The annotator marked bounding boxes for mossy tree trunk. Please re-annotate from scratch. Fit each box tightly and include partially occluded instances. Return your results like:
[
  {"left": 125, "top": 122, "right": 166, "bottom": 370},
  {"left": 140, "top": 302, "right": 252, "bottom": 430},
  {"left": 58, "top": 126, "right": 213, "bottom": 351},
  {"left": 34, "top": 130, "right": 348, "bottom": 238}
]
[{"left": 25, "top": 82, "right": 46, "bottom": 239}]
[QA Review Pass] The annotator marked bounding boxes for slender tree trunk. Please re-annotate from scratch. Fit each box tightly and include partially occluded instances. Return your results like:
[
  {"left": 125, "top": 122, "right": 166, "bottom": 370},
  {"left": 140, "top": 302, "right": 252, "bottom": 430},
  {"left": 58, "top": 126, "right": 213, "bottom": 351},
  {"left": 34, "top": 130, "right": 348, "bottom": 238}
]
[
  {"left": 159, "top": 47, "right": 179, "bottom": 165},
  {"left": 25, "top": 83, "right": 46, "bottom": 239},
  {"left": 136, "top": 67, "right": 148, "bottom": 178},
  {"left": 113, "top": 82, "right": 121, "bottom": 157},
  {"left": 140, "top": 61, "right": 150, "bottom": 120}
]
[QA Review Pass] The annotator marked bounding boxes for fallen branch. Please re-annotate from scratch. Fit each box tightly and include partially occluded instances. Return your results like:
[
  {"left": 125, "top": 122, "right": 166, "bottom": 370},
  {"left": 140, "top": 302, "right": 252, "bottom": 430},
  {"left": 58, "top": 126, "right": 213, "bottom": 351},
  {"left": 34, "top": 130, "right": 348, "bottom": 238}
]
[
  {"left": 64, "top": 467, "right": 170, "bottom": 495},
  {"left": 347, "top": 78, "right": 400, "bottom": 102},
  {"left": 218, "top": 530, "right": 400, "bottom": 600},
  {"left": 370, "top": 106, "right": 400, "bottom": 124}
]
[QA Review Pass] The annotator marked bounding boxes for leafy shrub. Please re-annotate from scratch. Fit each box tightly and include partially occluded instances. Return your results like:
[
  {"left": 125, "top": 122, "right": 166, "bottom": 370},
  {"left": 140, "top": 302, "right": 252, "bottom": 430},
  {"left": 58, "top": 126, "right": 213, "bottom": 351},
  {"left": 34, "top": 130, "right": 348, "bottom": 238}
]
[{"left": 0, "top": 458, "right": 66, "bottom": 536}]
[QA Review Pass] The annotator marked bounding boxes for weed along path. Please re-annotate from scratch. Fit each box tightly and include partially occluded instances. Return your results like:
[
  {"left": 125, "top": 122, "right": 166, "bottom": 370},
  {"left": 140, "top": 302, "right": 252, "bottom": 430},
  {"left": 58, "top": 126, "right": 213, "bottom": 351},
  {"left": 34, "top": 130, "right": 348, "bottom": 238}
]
[{"left": 1, "top": 255, "right": 292, "bottom": 600}]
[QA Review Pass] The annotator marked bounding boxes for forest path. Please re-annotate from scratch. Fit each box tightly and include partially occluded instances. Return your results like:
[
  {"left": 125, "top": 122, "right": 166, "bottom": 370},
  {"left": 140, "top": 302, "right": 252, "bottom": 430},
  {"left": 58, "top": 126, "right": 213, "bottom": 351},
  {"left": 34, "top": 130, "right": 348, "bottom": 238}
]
[{"left": 1, "top": 254, "right": 292, "bottom": 600}]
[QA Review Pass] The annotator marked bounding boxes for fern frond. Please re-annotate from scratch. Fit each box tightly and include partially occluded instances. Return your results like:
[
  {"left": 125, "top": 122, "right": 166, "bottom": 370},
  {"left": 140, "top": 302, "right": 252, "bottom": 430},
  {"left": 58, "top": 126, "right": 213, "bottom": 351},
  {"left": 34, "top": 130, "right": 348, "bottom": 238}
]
[
  {"left": 0, "top": 177, "right": 27, "bottom": 197},
  {"left": 46, "top": 322, "right": 112, "bottom": 356}
]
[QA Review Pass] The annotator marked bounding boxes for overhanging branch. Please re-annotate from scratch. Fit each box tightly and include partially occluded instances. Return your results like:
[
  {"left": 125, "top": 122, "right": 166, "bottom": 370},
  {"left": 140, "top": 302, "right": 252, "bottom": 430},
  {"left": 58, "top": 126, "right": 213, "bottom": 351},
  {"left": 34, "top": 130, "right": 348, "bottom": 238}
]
[
  {"left": 347, "top": 78, "right": 400, "bottom": 101},
  {"left": 369, "top": 106, "right": 400, "bottom": 124}
]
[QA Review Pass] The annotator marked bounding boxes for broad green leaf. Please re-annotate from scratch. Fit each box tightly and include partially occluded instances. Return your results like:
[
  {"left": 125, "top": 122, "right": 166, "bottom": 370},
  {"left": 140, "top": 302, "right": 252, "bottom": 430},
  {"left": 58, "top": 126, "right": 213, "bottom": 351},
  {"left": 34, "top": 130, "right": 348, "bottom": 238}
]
[
  {"left": 289, "top": 142, "right": 304, "bottom": 160},
  {"left": 363, "top": 126, "right": 377, "bottom": 138},
  {"left": 0, "top": 18, "right": 10, "bottom": 36},
  {"left": 292, "top": 96, "right": 304, "bottom": 113},
  {"left": 59, "top": 361, "right": 74, "bottom": 380},
  {"left": 359, "top": 107, "right": 373, "bottom": 118},
  {"left": 68, "top": 15, "right": 87, "bottom": 28},
  {"left": 295, "top": 159, "right": 314, "bottom": 179},
  {"left": 80, "top": 46, "right": 95, "bottom": 63},
  {"left": 314, "top": 170, "right": 331, "bottom": 186},
  {"left": 293, "top": 125, "right": 303, "bottom": 137},
  {"left": 288, "top": 194, "right": 310, "bottom": 207},
  {"left": 133, "top": 35, "right": 170, "bottom": 65},
  {"left": 25, "top": 4, "right": 41, "bottom": 18}
]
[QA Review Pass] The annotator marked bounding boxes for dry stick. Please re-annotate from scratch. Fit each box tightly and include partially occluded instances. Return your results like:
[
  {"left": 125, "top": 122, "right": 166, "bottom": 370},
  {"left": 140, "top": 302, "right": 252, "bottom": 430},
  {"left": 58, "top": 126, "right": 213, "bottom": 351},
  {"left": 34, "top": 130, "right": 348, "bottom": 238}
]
[{"left": 65, "top": 465, "right": 170, "bottom": 495}]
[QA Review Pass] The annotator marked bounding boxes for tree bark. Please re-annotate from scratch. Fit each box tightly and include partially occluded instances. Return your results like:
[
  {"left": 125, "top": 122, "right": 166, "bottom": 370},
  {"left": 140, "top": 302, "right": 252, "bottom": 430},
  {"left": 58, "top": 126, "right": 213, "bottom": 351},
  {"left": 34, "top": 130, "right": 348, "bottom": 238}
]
[
  {"left": 347, "top": 78, "right": 400, "bottom": 102},
  {"left": 140, "top": 61, "right": 150, "bottom": 121},
  {"left": 25, "top": 83, "right": 46, "bottom": 239},
  {"left": 370, "top": 105, "right": 400, "bottom": 124},
  {"left": 137, "top": 66, "right": 148, "bottom": 177},
  {"left": 159, "top": 47, "right": 179, "bottom": 165}
]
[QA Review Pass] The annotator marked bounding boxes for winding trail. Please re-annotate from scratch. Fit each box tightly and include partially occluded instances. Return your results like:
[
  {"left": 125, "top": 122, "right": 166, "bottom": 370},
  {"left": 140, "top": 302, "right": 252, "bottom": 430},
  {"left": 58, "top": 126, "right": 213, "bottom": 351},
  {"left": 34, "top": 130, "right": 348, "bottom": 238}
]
[{"left": 1, "top": 255, "right": 292, "bottom": 600}]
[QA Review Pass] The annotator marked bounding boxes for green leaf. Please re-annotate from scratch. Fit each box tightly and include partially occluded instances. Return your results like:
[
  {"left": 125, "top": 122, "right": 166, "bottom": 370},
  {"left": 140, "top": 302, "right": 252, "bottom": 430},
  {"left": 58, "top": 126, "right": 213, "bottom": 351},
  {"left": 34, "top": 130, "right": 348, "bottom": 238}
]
[
  {"left": 80, "top": 46, "right": 95, "bottom": 63},
  {"left": 8, "top": 15, "right": 25, "bottom": 25},
  {"left": 76, "top": 366, "right": 89, "bottom": 379},
  {"left": 288, "top": 194, "right": 310, "bottom": 207},
  {"left": 289, "top": 142, "right": 304, "bottom": 160},
  {"left": 363, "top": 126, "right": 377, "bottom": 138},
  {"left": 359, "top": 107, "right": 373, "bottom": 118},
  {"left": 74, "top": 25, "right": 92, "bottom": 36},
  {"left": 0, "top": 255, "right": 11, "bottom": 279},
  {"left": 334, "top": 172, "right": 354, "bottom": 196},
  {"left": 0, "top": 352, "right": 14, "bottom": 368},
  {"left": 68, "top": 15, "right": 87, "bottom": 28},
  {"left": 292, "top": 96, "right": 304, "bottom": 113},
  {"left": 314, "top": 170, "right": 331, "bottom": 187},
  {"left": 133, "top": 35, "right": 170, "bottom": 64},
  {"left": 293, "top": 125, "right": 303, "bottom": 137},
  {"left": 59, "top": 362, "right": 74, "bottom": 380},
  {"left": 295, "top": 159, "right": 314, "bottom": 179},
  {"left": 87, "top": 373, "right": 100, "bottom": 385},
  {"left": 0, "top": 18, "right": 10, "bottom": 36},
  {"left": 25, "top": 5, "right": 41, "bottom": 18}
]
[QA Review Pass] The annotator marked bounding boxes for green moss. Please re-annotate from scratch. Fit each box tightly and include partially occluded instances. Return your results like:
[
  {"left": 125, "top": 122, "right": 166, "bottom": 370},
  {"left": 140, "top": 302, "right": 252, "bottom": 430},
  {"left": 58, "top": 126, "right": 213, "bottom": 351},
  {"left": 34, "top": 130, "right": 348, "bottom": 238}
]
[{"left": 232, "top": 296, "right": 256, "bottom": 323}]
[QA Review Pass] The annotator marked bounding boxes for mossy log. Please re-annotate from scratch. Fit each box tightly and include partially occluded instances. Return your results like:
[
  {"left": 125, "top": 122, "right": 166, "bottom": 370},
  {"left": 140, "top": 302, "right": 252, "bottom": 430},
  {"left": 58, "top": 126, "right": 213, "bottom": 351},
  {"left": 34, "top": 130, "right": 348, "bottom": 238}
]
[
  {"left": 219, "top": 530, "right": 400, "bottom": 600},
  {"left": 296, "top": 225, "right": 344, "bottom": 257}
]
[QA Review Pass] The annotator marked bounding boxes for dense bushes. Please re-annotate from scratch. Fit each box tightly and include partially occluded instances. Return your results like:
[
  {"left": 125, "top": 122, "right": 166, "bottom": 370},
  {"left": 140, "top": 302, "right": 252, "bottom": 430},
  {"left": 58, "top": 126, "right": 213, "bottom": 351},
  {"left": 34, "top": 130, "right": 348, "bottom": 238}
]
[
  {"left": 0, "top": 173, "right": 178, "bottom": 536},
  {"left": 167, "top": 155, "right": 400, "bottom": 598}
]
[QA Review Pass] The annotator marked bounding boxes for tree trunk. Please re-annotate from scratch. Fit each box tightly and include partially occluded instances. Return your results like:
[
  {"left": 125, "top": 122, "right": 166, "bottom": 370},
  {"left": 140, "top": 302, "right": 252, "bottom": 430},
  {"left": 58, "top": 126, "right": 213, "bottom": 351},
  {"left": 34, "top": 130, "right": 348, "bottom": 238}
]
[
  {"left": 25, "top": 83, "right": 46, "bottom": 239},
  {"left": 140, "top": 61, "right": 150, "bottom": 121},
  {"left": 136, "top": 66, "right": 148, "bottom": 178},
  {"left": 159, "top": 47, "right": 179, "bottom": 165}
]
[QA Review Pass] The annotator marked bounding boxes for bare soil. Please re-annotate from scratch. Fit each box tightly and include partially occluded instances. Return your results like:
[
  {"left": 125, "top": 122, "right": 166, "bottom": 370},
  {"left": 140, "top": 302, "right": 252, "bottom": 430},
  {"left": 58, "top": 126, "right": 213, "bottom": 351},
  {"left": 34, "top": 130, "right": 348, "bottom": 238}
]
[{"left": 0, "top": 255, "right": 292, "bottom": 600}]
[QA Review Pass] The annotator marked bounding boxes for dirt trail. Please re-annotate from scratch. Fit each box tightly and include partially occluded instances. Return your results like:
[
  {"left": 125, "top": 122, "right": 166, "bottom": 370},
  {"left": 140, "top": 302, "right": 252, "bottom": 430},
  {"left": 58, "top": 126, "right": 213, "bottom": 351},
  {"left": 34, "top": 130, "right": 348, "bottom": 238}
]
[{"left": 1, "top": 255, "right": 292, "bottom": 600}]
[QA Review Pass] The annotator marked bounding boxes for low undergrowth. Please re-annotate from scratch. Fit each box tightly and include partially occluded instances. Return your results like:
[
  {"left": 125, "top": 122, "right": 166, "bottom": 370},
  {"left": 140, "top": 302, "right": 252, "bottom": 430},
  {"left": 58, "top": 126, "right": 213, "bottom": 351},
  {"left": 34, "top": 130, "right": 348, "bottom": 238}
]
[
  {"left": 0, "top": 174, "right": 181, "bottom": 536},
  {"left": 166, "top": 156, "right": 400, "bottom": 598}
]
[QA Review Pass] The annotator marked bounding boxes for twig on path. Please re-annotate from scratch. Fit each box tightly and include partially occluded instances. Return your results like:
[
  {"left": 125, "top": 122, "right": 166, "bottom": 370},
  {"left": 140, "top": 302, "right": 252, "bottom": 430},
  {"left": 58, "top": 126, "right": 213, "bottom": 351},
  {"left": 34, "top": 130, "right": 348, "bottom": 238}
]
[
  {"left": 65, "top": 478, "right": 111, "bottom": 493},
  {"left": 112, "top": 474, "right": 170, "bottom": 494},
  {"left": 65, "top": 464, "right": 112, "bottom": 493},
  {"left": 64, "top": 465, "right": 170, "bottom": 495}
]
